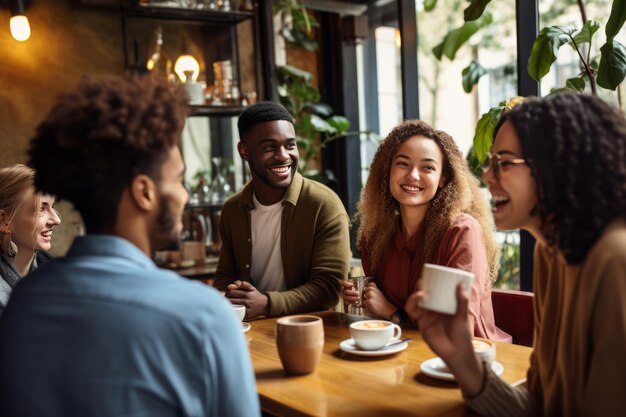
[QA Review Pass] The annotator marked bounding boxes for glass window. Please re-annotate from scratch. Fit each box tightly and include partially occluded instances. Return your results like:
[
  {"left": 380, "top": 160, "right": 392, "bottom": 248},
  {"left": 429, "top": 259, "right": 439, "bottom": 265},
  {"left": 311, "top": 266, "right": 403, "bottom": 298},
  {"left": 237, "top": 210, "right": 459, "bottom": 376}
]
[
  {"left": 375, "top": 26, "right": 403, "bottom": 138},
  {"left": 539, "top": 0, "right": 626, "bottom": 105}
]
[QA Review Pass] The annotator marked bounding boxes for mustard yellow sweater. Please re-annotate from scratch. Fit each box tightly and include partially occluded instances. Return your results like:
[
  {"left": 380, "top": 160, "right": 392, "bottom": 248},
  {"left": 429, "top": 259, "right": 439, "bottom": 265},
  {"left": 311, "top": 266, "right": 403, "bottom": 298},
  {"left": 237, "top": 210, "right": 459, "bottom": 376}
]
[{"left": 468, "top": 220, "right": 626, "bottom": 416}]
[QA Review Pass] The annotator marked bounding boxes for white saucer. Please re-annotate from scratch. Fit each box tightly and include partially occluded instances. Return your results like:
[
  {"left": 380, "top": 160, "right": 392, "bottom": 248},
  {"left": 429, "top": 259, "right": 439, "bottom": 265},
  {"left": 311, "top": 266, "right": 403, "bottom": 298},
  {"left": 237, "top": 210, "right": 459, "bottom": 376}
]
[
  {"left": 339, "top": 338, "right": 408, "bottom": 356},
  {"left": 420, "top": 357, "right": 504, "bottom": 381},
  {"left": 242, "top": 322, "right": 251, "bottom": 333}
]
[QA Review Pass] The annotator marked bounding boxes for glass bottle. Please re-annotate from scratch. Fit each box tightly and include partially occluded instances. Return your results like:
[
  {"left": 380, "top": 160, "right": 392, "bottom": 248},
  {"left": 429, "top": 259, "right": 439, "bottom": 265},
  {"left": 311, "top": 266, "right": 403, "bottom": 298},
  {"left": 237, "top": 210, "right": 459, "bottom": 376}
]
[
  {"left": 146, "top": 27, "right": 172, "bottom": 82},
  {"left": 210, "top": 157, "right": 233, "bottom": 205}
]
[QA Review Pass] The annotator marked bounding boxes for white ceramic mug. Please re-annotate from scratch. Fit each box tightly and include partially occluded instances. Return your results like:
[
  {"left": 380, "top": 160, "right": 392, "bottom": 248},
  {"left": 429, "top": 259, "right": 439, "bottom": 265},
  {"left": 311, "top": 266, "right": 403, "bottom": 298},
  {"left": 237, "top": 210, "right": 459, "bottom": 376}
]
[
  {"left": 349, "top": 320, "right": 401, "bottom": 351},
  {"left": 418, "top": 263, "right": 474, "bottom": 315},
  {"left": 183, "top": 81, "right": 206, "bottom": 105},
  {"left": 231, "top": 304, "right": 246, "bottom": 321}
]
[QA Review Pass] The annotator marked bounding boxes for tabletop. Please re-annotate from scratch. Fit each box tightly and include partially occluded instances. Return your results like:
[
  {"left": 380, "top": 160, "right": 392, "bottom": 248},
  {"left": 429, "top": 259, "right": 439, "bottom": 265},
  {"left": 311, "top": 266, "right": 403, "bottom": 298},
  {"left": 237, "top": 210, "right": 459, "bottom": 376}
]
[{"left": 246, "top": 310, "right": 532, "bottom": 417}]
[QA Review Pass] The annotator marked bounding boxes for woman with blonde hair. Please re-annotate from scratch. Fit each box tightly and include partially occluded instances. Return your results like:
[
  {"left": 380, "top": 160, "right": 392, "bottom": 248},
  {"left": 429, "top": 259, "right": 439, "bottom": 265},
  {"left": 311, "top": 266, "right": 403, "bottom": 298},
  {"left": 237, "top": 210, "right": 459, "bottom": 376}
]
[
  {"left": 0, "top": 164, "right": 61, "bottom": 314},
  {"left": 342, "top": 120, "right": 509, "bottom": 341}
]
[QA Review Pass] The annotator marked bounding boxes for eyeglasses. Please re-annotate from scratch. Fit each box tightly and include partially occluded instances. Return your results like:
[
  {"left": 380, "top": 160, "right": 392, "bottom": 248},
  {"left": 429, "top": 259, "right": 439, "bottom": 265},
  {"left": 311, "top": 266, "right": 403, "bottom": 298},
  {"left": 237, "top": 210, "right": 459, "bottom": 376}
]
[{"left": 483, "top": 152, "right": 528, "bottom": 180}]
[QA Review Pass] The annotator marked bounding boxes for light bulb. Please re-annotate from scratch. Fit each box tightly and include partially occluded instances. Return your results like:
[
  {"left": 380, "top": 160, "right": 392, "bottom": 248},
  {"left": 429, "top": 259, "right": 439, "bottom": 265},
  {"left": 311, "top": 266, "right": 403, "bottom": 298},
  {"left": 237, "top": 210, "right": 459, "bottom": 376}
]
[
  {"left": 174, "top": 55, "right": 200, "bottom": 83},
  {"left": 10, "top": 15, "right": 31, "bottom": 42}
]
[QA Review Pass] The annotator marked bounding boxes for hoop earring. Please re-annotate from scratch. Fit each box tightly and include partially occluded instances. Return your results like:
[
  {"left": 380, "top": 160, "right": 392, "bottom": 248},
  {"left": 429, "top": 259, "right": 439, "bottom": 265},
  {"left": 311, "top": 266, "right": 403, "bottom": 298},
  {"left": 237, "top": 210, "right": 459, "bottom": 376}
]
[{"left": 0, "top": 230, "right": 18, "bottom": 258}]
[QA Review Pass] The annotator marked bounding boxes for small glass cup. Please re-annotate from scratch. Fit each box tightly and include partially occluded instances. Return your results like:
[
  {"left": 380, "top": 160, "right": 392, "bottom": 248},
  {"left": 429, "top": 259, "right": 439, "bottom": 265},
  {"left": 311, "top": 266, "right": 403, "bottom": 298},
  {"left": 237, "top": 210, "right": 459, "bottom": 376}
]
[{"left": 346, "top": 276, "right": 372, "bottom": 316}]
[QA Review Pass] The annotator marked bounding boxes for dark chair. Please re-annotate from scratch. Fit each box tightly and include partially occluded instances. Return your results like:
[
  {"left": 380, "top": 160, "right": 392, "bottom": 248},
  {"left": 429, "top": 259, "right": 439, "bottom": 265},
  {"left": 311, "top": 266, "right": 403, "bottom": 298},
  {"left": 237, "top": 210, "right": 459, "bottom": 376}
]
[{"left": 491, "top": 289, "right": 535, "bottom": 347}]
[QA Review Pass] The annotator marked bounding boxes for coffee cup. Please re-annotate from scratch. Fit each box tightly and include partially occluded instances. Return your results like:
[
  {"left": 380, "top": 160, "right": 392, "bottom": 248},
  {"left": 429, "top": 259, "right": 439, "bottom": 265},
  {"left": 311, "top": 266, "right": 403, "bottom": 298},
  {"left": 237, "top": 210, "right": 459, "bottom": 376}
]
[
  {"left": 346, "top": 275, "right": 373, "bottom": 316},
  {"left": 418, "top": 263, "right": 474, "bottom": 315},
  {"left": 472, "top": 338, "right": 496, "bottom": 364},
  {"left": 231, "top": 304, "right": 246, "bottom": 321},
  {"left": 276, "top": 315, "right": 324, "bottom": 375},
  {"left": 349, "top": 320, "right": 401, "bottom": 351}
]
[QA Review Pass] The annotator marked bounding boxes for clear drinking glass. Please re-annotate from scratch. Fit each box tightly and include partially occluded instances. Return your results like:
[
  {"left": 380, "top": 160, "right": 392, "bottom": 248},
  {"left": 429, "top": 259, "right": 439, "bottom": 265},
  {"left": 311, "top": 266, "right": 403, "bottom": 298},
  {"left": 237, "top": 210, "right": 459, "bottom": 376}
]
[{"left": 210, "top": 157, "right": 233, "bottom": 205}]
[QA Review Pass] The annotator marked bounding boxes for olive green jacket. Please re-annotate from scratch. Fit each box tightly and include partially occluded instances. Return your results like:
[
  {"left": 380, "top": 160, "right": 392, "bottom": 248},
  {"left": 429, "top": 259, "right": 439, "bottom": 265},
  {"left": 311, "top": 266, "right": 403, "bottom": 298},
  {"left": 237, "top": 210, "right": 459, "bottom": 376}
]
[{"left": 214, "top": 173, "right": 350, "bottom": 316}]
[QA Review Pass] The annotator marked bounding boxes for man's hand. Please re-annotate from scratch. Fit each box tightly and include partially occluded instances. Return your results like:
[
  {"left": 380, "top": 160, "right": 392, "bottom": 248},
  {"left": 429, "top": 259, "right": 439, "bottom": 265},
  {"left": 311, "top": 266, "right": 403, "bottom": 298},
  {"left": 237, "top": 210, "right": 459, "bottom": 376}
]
[{"left": 226, "top": 280, "right": 269, "bottom": 319}]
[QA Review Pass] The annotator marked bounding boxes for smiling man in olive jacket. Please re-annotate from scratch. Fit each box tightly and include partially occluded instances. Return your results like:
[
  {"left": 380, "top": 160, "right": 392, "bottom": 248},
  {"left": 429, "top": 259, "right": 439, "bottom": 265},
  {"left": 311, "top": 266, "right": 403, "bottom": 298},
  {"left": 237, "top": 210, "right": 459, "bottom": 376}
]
[{"left": 214, "top": 101, "right": 351, "bottom": 319}]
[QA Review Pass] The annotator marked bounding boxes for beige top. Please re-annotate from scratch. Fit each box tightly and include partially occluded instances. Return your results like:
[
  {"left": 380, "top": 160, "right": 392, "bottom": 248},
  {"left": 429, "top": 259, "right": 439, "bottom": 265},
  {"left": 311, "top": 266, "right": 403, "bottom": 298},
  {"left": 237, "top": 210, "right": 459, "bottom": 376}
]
[{"left": 467, "top": 220, "right": 626, "bottom": 416}]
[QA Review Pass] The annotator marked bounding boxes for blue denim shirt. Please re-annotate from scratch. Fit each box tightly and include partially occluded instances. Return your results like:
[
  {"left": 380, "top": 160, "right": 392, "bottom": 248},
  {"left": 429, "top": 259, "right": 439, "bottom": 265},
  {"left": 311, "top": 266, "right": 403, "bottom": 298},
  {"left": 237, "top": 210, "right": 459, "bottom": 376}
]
[{"left": 0, "top": 235, "right": 260, "bottom": 417}]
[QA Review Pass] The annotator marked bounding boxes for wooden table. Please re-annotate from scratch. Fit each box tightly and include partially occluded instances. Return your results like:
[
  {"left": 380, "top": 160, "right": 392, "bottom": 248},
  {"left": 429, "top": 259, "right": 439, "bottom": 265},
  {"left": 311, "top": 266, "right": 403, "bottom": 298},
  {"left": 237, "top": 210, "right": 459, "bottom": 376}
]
[{"left": 246, "top": 311, "right": 532, "bottom": 417}]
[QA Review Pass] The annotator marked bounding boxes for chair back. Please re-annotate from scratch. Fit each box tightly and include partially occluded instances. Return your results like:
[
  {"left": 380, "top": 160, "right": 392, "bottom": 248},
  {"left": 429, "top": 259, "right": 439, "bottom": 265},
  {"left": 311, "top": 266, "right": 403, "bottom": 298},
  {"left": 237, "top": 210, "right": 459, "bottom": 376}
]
[{"left": 491, "top": 289, "right": 534, "bottom": 347}]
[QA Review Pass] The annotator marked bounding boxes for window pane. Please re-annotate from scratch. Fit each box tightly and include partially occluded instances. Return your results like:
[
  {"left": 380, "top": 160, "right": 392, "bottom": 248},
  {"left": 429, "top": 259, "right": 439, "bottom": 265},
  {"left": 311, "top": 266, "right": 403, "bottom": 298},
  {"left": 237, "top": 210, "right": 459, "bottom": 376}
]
[{"left": 539, "top": 0, "right": 626, "bottom": 106}]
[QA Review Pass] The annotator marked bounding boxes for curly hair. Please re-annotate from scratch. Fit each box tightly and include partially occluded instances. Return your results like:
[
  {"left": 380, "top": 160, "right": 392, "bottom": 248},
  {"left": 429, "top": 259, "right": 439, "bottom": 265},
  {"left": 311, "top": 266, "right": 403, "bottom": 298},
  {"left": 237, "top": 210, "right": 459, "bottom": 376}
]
[
  {"left": 355, "top": 120, "right": 500, "bottom": 280},
  {"left": 28, "top": 75, "right": 189, "bottom": 233},
  {"left": 498, "top": 93, "right": 626, "bottom": 264}
]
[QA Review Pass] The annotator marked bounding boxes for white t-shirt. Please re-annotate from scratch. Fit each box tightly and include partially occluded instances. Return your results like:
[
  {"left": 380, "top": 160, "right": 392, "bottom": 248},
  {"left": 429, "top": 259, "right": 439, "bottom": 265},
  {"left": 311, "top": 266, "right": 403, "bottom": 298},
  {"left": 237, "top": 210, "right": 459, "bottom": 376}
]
[{"left": 250, "top": 193, "right": 286, "bottom": 292}]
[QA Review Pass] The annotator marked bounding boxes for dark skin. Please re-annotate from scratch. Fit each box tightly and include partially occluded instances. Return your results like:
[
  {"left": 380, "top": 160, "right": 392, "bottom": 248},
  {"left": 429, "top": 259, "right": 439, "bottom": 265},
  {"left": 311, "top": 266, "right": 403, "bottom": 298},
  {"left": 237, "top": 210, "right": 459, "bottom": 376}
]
[{"left": 227, "top": 120, "right": 298, "bottom": 319}]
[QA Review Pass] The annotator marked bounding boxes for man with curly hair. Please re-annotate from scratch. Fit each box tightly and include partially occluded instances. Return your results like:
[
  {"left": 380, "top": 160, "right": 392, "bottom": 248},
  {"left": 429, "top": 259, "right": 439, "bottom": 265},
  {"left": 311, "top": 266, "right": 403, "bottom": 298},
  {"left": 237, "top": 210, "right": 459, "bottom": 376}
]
[
  {"left": 0, "top": 75, "right": 260, "bottom": 417},
  {"left": 213, "top": 101, "right": 351, "bottom": 319}
]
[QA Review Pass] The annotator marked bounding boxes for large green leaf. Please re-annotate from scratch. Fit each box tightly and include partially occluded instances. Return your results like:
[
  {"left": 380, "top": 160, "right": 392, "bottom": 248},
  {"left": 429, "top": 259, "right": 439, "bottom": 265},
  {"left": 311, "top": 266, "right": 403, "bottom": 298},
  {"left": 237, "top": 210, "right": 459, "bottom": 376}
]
[
  {"left": 302, "top": 102, "right": 333, "bottom": 117},
  {"left": 432, "top": 13, "right": 492, "bottom": 60},
  {"left": 310, "top": 114, "right": 336, "bottom": 134},
  {"left": 565, "top": 76, "right": 586, "bottom": 92},
  {"left": 548, "top": 76, "right": 586, "bottom": 95},
  {"left": 287, "top": 29, "right": 318, "bottom": 51},
  {"left": 462, "top": 61, "right": 487, "bottom": 93},
  {"left": 464, "top": 0, "right": 491, "bottom": 22},
  {"left": 326, "top": 116, "right": 351, "bottom": 133},
  {"left": 527, "top": 26, "right": 573, "bottom": 81},
  {"left": 277, "top": 65, "right": 312, "bottom": 82},
  {"left": 597, "top": 40, "right": 626, "bottom": 90},
  {"left": 424, "top": 0, "right": 438, "bottom": 12},
  {"left": 472, "top": 106, "right": 504, "bottom": 163},
  {"left": 605, "top": 0, "right": 626, "bottom": 41},
  {"left": 571, "top": 20, "right": 600, "bottom": 46},
  {"left": 291, "top": 82, "right": 320, "bottom": 102},
  {"left": 291, "top": 8, "right": 319, "bottom": 29}
]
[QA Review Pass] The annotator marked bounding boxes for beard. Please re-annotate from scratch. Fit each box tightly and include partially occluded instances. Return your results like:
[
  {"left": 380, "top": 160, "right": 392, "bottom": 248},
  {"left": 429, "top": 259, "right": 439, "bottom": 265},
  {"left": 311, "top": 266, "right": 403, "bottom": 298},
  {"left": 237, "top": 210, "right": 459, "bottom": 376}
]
[{"left": 152, "top": 195, "right": 182, "bottom": 252}]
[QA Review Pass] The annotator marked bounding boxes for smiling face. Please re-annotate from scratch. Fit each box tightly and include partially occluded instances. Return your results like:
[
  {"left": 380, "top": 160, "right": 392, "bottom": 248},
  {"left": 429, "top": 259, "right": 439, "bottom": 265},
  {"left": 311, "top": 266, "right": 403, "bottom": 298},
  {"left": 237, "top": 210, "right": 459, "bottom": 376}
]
[
  {"left": 238, "top": 120, "right": 298, "bottom": 205},
  {"left": 389, "top": 135, "right": 446, "bottom": 217},
  {"left": 483, "top": 121, "right": 541, "bottom": 234},
  {"left": 9, "top": 190, "right": 61, "bottom": 253}
]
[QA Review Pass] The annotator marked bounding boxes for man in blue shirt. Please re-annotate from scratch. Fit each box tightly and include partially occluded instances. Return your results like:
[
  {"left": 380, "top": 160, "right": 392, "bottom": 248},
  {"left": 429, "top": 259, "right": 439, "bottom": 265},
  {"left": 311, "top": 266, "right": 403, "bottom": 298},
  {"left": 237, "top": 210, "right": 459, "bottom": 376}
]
[{"left": 0, "top": 75, "right": 260, "bottom": 417}]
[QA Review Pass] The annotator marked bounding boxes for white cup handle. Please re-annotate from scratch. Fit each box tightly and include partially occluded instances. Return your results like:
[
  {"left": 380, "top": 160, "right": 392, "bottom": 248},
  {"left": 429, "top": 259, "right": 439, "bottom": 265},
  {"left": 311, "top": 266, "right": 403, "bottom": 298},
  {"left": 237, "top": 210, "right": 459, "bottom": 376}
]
[{"left": 392, "top": 324, "right": 402, "bottom": 341}]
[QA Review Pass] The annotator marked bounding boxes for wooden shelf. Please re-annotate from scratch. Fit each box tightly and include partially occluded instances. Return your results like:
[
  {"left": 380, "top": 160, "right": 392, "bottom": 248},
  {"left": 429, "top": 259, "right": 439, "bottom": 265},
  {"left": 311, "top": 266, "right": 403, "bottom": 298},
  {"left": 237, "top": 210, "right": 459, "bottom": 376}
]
[
  {"left": 188, "top": 104, "right": 246, "bottom": 117},
  {"left": 124, "top": 3, "right": 254, "bottom": 24},
  {"left": 185, "top": 202, "right": 224, "bottom": 209}
]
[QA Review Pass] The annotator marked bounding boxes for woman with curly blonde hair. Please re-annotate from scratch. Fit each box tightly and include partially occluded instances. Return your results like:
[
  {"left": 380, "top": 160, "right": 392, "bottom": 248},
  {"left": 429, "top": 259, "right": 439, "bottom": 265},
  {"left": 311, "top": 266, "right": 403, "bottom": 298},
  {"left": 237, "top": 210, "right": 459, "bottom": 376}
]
[{"left": 342, "top": 120, "right": 509, "bottom": 341}]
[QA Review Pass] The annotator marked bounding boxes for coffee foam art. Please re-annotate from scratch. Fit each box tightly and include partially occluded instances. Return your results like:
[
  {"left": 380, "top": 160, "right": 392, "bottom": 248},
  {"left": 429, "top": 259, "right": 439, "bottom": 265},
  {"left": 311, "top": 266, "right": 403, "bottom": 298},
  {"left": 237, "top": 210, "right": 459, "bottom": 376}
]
[
  {"left": 349, "top": 320, "right": 401, "bottom": 351},
  {"left": 355, "top": 321, "right": 390, "bottom": 329}
]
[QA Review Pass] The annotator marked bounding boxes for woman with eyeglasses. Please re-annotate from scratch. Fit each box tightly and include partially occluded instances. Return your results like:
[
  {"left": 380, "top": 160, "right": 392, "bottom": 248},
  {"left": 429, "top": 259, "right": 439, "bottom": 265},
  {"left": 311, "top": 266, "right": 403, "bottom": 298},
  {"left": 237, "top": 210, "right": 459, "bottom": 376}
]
[
  {"left": 0, "top": 164, "right": 61, "bottom": 315},
  {"left": 341, "top": 120, "right": 509, "bottom": 341},
  {"left": 407, "top": 93, "right": 626, "bottom": 416}
]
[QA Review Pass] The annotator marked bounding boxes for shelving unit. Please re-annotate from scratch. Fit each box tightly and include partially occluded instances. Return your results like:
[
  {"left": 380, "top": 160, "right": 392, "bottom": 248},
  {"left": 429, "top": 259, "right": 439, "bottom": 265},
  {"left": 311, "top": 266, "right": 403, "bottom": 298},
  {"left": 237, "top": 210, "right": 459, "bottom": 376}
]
[
  {"left": 123, "top": 3, "right": 254, "bottom": 23},
  {"left": 120, "top": 0, "right": 265, "bottom": 116},
  {"left": 118, "top": 1, "right": 275, "bottom": 248}
]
